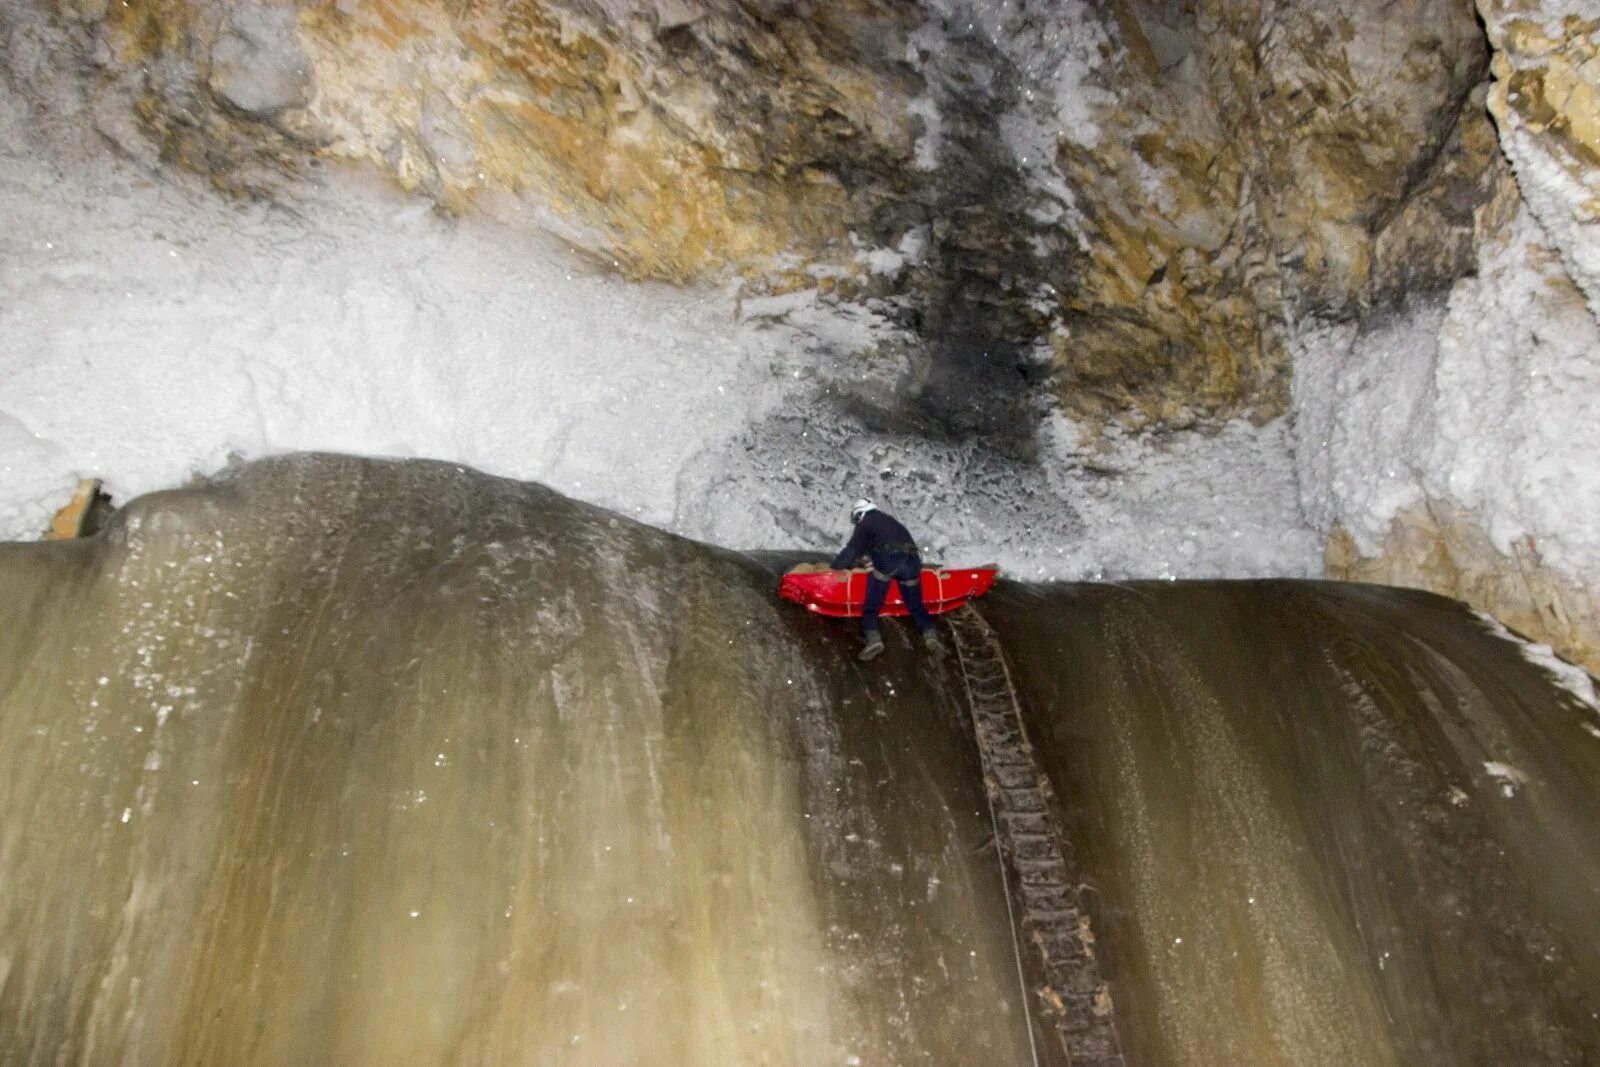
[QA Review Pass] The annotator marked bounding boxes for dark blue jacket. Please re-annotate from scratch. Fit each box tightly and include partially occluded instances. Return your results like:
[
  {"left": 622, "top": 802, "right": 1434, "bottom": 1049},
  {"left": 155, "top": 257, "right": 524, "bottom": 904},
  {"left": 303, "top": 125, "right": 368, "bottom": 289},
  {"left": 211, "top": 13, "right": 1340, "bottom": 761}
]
[{"left": 832, "top": 510, "right": 920, "bottom": 571}]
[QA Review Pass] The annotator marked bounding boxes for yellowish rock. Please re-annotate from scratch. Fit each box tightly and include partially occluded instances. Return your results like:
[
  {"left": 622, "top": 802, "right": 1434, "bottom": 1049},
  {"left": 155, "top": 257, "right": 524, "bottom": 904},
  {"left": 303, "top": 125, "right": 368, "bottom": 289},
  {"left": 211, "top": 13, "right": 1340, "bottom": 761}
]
[
  {"left": 1480, "top": 3, "right": 1600, "bottom": 305},
  {"left": 1328, "top": 505, "right": 1600, "bottom": 676}
]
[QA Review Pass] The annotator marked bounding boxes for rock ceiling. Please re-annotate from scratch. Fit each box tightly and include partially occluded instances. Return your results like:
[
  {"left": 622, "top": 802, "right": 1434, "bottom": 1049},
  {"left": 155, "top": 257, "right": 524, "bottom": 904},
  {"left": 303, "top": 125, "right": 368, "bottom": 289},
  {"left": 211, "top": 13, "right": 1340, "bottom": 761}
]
[{"left": 45, "top": 0, "right": 1540, "bottom": 423}]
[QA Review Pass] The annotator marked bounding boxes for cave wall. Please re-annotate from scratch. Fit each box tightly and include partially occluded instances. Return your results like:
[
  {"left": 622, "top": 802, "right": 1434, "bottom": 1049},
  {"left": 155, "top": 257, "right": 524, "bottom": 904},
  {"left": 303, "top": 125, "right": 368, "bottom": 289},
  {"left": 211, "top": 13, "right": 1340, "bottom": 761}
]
[
  {"left": 39, "top": 0, "right": 928, "bottom": 280},
  {"left": 1295, "top": 0, "right": 1600, "bottom": 673},
  {"left": 25, "top": 0, "right": 1496, "bottom": 417},
  {"left": 1054, "top": 0, "right": 1492, "bottom": 420},
  {"left": 1480, "top": 0, "right": 1600, "bottom": 314},
  {"left": 1326, "top": 502, "right": 1600, "bottom": 675},
  {"left": 7, "top": 0, "right": 1599, "bottom": 668}
]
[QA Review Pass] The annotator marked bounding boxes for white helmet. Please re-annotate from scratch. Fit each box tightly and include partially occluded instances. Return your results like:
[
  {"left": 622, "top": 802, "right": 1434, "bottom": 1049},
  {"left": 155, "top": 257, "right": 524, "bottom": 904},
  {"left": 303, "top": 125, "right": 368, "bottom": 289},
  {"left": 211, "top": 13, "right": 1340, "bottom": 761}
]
[{"left": 850, "top": 498, "right": 876, "bottom": 524}]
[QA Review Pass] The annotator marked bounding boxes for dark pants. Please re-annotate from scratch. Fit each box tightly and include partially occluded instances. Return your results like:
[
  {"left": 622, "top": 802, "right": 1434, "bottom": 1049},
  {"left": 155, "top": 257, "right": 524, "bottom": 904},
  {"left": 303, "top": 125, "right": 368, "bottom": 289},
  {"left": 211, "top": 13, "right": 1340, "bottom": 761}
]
[{"left": 863, "top": 554, "right": 935, "bottom": 637}]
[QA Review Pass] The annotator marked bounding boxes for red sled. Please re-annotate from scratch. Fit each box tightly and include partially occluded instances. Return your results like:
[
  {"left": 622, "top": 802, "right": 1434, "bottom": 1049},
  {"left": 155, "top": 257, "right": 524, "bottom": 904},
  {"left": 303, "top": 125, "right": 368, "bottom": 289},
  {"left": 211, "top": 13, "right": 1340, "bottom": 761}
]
[{"left": 778, "top": 563, "right": 999, "bottom": 618}]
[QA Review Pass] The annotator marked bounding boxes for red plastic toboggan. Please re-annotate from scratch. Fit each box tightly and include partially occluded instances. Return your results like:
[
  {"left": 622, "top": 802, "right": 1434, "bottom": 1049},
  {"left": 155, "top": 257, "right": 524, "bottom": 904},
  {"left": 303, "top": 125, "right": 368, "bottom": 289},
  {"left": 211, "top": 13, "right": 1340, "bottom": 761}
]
[{"left": 778, "top": 564, "right": 999, "bottom": 618}]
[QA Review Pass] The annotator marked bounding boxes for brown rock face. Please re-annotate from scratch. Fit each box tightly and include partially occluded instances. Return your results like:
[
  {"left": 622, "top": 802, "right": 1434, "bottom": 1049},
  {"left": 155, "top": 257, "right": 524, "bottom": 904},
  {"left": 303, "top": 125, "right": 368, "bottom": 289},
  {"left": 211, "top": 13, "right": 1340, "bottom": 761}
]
[
  {"left": 1051, "top": 0, "right": 1491, "bottom": 421},
  {"left": 301, "top": 0, "right": 934, "bottom": 281},
  {"left": 1369, "top": 87, "right": 1511, "bottom": 305},
  {"left": 54, "top": 0, "right": 928, "bottom": 280}
]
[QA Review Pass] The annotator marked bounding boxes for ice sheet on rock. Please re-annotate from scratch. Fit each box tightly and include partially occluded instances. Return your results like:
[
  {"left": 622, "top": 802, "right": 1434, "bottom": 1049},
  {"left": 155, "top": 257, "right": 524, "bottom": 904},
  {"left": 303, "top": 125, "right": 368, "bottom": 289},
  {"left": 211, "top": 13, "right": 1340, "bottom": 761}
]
[
  {"left": 3, "top": 457, "right": 1598, "bottom": 1063},
  {"left": 0, "top": 454, "right": 1034, "bottom": 1065},
  {"left": 986, "top": 581, "right": 1600, "bottom": 1066},
  {"left": 1474, "top": 609, "right": 1600, "bottom": 716}
]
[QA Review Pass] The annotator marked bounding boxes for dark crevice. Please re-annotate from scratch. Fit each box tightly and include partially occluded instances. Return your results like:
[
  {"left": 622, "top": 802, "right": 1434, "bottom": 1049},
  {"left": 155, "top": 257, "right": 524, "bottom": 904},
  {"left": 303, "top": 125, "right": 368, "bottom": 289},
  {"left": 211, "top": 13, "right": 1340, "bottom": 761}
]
[{"left": 854, "top": 6, "right": 1086, "bottom": 462}]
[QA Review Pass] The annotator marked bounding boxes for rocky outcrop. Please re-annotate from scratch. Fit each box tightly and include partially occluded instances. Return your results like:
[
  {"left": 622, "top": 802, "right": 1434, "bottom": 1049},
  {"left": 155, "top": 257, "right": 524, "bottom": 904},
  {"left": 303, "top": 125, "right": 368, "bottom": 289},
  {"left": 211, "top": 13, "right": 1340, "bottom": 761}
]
[
  {"left": 1478, "top": 0, "right": 1600, "bottom": 314},
  {"left": 1328, "top": 504, "right": 1600, "bottom": 675},
  {"left": 1368, "top": 88, "right": 1510, "bottom": 307},
  {"left": 1306, "top": 0, "right": 1600, "bottom": 677},
  {"left": 48, "top": 0, "right": 928, "bottom": 280},
  {"left": 1045, "top": 0, "right": 1491, "bottom": 421},
  {"left": 30, "top": 0, "right": 1501, "bottom": 425}
]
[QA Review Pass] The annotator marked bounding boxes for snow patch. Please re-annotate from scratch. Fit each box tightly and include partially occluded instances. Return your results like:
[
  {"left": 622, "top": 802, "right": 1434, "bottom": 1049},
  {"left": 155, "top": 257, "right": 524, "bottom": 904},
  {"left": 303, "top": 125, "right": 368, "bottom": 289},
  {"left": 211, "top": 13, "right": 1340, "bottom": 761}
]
[
  {"left": 1293, "top": 205, "right": 1600, "bottom": 580},
  {"left": 0, "top": 98, "right": 789, "bottom": 540},
  {"left": 1042, "top": 414, "right": 1319, "bottom": 581},
  {"left": 1481, "top": 761, "right": 1528, "bottom": 798}
]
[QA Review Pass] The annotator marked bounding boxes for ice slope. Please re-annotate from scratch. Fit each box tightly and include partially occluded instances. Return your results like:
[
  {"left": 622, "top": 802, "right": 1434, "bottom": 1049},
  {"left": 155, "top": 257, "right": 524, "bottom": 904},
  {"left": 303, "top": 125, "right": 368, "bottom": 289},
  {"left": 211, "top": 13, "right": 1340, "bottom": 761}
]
[
  {"left": 0, "top": 454, "right": 1595, "bottom": 1064},
  {"left": 990, "top": 580, "right": 1600, "bottom": 1065},
  {"left": 0, "top": 454, "right": 1036, "bottom": 1064}
]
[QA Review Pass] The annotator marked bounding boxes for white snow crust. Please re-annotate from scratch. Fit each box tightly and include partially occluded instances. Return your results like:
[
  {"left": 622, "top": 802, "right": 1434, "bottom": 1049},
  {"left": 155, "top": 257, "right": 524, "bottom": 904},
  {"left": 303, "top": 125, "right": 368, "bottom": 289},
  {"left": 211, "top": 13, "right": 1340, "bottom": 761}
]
[
  {"left": 1293, "top": 206, "right": 1600, "bottom": 578},
  {"left": 1475, "top": 1, "right": 1600, "bottom": 321},
  {"left": 0, "top": 119, "right": 781, "bottom": 542}
]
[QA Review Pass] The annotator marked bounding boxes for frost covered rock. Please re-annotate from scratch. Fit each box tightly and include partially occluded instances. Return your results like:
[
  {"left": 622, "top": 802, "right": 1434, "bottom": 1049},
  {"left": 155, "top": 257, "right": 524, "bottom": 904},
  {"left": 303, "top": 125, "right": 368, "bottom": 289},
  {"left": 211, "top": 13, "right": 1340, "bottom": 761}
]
[
  {"left": 1281, "top": 0, "right": 1600, "bottom": 679},
  {"left": 1479, "top": 0, "right": 1600, "bottom": 315},
  {"left": 17, "top": 0, "right": 1504, "bottom": 426},
  {"left": 1297, "top": 197, "right": 1600, "bottom": 673},
  {"left": 208, "top": 5, "right": 313, "bottom": 117}
]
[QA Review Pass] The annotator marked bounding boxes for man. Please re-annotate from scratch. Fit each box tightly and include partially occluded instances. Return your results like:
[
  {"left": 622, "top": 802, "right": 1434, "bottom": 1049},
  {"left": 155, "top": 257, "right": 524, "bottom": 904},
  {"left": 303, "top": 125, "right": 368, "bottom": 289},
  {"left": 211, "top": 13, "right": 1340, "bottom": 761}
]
[{"left": 831, "top": 499, "right": 945, "bottom": 662}]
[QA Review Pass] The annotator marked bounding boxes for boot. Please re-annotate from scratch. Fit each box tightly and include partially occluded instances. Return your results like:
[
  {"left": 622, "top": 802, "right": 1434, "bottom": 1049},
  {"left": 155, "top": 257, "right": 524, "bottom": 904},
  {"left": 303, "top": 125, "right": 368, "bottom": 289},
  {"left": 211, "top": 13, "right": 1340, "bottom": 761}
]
[
  {"left": 923, "top": 630, "right": 946, "bottom": 658},
  {"left": 858, "top": 633, "right": 885, "bottom": 662}
]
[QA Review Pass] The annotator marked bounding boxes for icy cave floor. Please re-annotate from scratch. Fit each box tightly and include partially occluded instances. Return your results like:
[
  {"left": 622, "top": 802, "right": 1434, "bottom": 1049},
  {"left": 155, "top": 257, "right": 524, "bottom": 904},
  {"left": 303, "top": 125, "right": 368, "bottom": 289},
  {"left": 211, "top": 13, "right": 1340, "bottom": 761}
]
[{"left": 1, "top": 453, "right": 1596, "bottom": 1065}]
